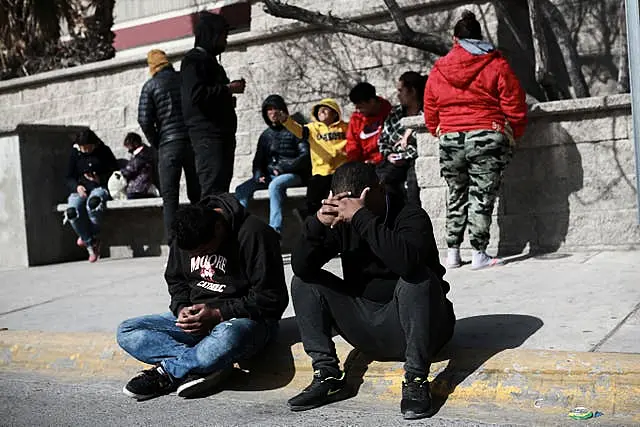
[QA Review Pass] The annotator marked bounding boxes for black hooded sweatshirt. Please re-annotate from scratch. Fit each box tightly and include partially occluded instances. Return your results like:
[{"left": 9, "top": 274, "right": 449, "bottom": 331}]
[
  {"left": 165, "top": 193, "right": 289, "bottom": 322},
  {"left": 252, "top": 94, "right": 310, "bottom": 179},
  {"left": 180, "top": 12, "right": 237, "bottom": 139},
  {"left": 291, "top": 194, "right": 449, "bottom": 303}
]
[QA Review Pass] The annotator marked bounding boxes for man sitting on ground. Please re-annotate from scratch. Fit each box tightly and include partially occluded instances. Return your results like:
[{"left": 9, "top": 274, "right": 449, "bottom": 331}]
[
  {"left": 288, "top": 162, "right": 455, "bottom": 420},
  {"left": 117, "top": 193, "right": 289, "bottom": 400}
]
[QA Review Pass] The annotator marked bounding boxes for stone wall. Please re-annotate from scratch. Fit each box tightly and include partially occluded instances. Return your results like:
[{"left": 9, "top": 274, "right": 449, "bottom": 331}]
[
  {"left": 0, "top": 0, "right": 636, "bottom": 256},
  {"left": 0, "top": 0, "right": 497, "bottom": 193},
  {"left": 408, "top": 94, "right": 639, "bottom": 254}
]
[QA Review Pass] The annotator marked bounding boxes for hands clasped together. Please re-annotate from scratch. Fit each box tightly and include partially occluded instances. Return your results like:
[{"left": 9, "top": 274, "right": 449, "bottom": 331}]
[
  {"left": 176, "top": 304, "right": 223, "bottom": 335},
  {"left": 317, "top": 188, "right": 369, "bottom": 229}
]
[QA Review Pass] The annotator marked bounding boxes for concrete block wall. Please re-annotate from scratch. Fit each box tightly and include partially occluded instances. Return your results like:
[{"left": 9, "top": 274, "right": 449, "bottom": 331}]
[
  {"left": 0, "top": 0, "right": 635, "bottom": 258},
  {"left": 407, "top": 94, "right": 639, "bottom": 254}
]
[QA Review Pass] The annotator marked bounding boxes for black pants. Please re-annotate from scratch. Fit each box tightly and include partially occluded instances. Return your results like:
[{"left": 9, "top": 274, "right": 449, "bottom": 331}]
[
  {"left": 158, "top": 140, "right": 200, "bottom": 238},
  {"left": 291, "top": 270, "right": 455, "bottom": 377},
  {"left": 190, "top": 134, "right": 236, "bottom": 198},
  {"left": 306, "top": 174, "right": 333, "bottom": 215}
]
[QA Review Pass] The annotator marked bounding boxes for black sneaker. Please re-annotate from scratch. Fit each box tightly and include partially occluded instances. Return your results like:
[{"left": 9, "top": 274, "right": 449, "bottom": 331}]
[
  {"left": 287, "top": 369, "right": 346, "bottom": 411},
  {"left": 176, "top": 367, "right": 233, "bottom": 398},
  {"left": 123, "top": 365, "right": 176, "bottom": 401},
  {"left": 401, "top": 376, "right": 432, "bottom": 420}
]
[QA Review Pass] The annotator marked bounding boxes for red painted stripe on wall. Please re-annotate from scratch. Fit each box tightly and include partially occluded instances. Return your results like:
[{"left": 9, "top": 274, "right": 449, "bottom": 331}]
[{"left": 113, "top": 3, "right": 250, "bottom": 51}]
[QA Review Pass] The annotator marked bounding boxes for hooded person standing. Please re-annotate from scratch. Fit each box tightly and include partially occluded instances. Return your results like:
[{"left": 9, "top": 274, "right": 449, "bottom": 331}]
[
  {"left": 181, "top": 11, "right": 246, "bottom": 198},
  {"left": 424, "top": 11, "right": 527, "bottom": 270},
  {"left": 234, "top": 95, "right": 310, "bottom": 235}
]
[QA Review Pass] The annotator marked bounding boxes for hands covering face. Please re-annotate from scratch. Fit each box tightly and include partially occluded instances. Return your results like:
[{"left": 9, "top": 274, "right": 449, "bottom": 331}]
[{"left": 316, "top": 188, "right": 370, "bottom": 228}]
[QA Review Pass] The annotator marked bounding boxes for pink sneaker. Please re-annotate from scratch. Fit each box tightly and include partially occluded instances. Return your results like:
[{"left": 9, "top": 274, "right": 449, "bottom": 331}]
[
  {"left": 87, "top": 240, "right": 100, "bottom": 263},
  {"left": 76, "top": 237, "right": 86, "bottom": 248}
]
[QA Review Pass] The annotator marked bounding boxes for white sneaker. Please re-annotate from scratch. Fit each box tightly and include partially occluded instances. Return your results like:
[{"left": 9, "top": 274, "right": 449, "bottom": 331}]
[
  {"left": 471, "top": 251, "right": 504, "bottom": 270},
  {"left": 446, "top": 248, "right": 462, "bottom": 268}
]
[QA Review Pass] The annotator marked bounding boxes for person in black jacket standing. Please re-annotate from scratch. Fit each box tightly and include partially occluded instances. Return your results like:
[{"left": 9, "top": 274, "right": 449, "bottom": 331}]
[
  {"left": 138, "top": 49, "right": 200, "bottom": 239},
  {"left": 64, "top": 129, "right": 118, "bottom": 263},
  {"left": 117, "top": 193, "right": 288, "bottom": 400},
  {"left": 287, "top": 162, "right": 455, "bottom": 420},
  {"left": 181, "top": 12, "right": 245, "bottom": 198},
  {"left": 234, "top": 94, "right": 310, "bottom": 234}
]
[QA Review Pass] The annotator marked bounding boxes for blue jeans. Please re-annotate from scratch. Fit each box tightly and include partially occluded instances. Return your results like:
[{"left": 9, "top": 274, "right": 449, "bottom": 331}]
[
  {"left": 234, "top": 173, "right": 302, "bottom": 233},
  {"left": 116, "top": 312, "right": 277, "bottom": 379},
  {"left": 66, "top": 187, "right": 109, "bottom": 245}
]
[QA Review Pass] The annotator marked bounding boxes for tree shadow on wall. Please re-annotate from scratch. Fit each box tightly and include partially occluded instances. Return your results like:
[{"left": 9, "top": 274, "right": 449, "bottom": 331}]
[
  {"left": 497, "top": 121, "right": 584, "bottom": 257},
  {"left": 253, "top": 6, "right": 463, "bottom": 111}
]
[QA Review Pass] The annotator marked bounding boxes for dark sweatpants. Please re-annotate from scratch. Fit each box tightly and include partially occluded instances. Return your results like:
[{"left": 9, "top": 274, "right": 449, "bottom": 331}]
[
  {"left": 291, "top": 269, "right": 455, "bottom": 377},
  {"left": 190, "top": 134, "right": 236, "bottom": 198}
]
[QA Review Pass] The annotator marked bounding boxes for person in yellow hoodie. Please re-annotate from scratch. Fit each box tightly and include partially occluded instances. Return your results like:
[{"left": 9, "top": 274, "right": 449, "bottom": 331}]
[{"left": 275, "top": 99, "right": 348, "bottom": 217}]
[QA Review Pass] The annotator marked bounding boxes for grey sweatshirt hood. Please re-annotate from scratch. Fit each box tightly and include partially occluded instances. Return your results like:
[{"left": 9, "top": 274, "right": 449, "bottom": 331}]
[{"left": 458, "top": 38, "right": 495, "bottom": 55}]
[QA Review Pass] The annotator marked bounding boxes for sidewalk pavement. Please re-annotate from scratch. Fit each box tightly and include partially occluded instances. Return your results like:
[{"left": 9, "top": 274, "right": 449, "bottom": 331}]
[{"left": 1, "top": 250, "right": 640, "bottom": 422}]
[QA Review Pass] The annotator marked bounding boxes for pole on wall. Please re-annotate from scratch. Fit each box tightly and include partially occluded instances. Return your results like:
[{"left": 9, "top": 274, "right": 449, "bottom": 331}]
[{"left": 625, "top": 0, "right": 640, "bottom": 223}]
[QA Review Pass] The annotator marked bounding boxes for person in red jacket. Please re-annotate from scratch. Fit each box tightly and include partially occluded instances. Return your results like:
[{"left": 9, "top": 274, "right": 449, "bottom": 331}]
[
  {"left": 424, "top": 10, "right": 527, "bottom": 270},
  {"left": 346, "top": 82, "right": 392, "bottom": 165}
]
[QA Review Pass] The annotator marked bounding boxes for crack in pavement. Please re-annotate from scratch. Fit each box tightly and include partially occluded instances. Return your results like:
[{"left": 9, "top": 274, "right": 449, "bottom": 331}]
[{"left": 589, "top": 300, "right": 640, "bottom": 352}]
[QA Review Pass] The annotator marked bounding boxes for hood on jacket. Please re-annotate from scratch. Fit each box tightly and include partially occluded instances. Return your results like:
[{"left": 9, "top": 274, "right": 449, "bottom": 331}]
[
  {"left": 261, "top": 94, "right": 289, "bottom": 128},
  {"left": 435, "top": 42, "right": 499, "bottom": 89},
  {"left": 311, "top": 98, "right": 343, "bottom": 124},
  {"left": 194, "top": 11, "right": 229, "bottom": 56},
  {"left": 198, "top": 193, "right": 247, "bottom": 233}
]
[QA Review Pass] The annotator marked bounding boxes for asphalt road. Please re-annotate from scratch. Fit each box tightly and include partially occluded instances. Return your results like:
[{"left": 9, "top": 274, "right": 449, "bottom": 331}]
[{"left": 0, "top": 371, "right": 621, "bottom": 427}]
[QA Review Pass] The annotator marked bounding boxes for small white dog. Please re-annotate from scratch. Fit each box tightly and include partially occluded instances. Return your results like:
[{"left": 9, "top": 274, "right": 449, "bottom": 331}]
[{"left": 108, "top": 171, "right": 128, "bottom": 200}]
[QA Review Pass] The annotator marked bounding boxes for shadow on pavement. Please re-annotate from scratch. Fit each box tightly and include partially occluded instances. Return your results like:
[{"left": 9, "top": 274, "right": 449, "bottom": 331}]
[
  {"left": 224, "top": 316, "right": 300, "bottom": 392},
  {"left": 428, "top": 314, "right": 544, "bottom": 415},
  {"left": 329, "top": 314, "right": 543, "bottom": 413}
]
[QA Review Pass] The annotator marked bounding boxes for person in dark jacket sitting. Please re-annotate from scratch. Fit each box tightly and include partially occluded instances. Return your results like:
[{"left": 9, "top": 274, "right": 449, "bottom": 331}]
[
  {"left": 138, "top": 49, "right": 200, "bottom": 239},
  {"left": 234, "top": 95, "right": 310, "bottom": 235},
  {"left": 117, "top": 194, "right": 288, "bottom": 401},
  {"left": 64, "top": 129, "right": 118, "bottom": 263},
  {"left": 120, "top": 132, "right": 156, "bottom": 199}
]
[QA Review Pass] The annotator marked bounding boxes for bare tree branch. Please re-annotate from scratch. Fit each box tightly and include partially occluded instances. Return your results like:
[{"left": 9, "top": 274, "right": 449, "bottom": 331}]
[
  {"left": 616, "top": 0, "right": 629, "bottom": 93},
  {"left": 261, "top": 0, "right": 450, "bottom": 55},
  {"left": 381, "top": 0, "right": 414, "bottom": 37},
  {"left": 539, "top": 0, "right": 590, "bottom": 97},
  {"left": 528, "top": 0, "right": 550, "bottom": 84}
]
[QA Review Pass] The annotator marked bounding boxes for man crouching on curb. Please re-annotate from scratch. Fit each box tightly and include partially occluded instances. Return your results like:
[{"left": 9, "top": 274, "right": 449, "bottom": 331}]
[
  {"left": 117, "top": 193, "right": 288, "bottom": 400},
  {"left": 288, "top": 162, "right": 455, "bottom": 419}
]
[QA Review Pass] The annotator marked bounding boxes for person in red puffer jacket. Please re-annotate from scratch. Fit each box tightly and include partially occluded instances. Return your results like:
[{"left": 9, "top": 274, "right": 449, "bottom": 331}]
[{"left": 424, "top": 10, "right": 527, "bottom": 271}]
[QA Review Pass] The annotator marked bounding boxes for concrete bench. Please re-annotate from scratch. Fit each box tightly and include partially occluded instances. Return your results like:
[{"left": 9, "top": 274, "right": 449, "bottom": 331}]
[
  {"left": 54, "top": 186, "right": 308, "bottom": 260},
  {"left": 54, "top": 187, "right": 308, "bottom": 212}
]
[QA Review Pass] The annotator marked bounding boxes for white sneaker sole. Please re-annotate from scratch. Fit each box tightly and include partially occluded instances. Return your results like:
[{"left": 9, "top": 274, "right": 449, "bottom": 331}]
[
  {"left": 176, "top": 369, "right": 232, "bottom": 398},
  {"left": 122, "top": 385, "right": 157, "bottom": 401},
  {"left": 471, "top": 258, "right": 504, "bottom": 270}
]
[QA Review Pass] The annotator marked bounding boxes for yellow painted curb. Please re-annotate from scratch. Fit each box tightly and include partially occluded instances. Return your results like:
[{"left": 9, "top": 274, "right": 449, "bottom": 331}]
[{"left": 2, "top": 331, "right": 639, "bottom": 421}]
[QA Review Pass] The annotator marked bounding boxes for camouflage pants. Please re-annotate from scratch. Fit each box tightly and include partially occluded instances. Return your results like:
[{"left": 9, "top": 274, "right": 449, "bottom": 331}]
[{"left": 439, "top": 130, "right": 512, "bottom": 251}]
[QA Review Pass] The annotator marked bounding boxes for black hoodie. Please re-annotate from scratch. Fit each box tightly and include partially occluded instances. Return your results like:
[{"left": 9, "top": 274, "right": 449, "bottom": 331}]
[
  {"left": 291, "top": 194, "right": 449, "bottom": 303},
  {"left": 180, "top": 12, "right": 237, "bottom": 138},
  {"left": 165, "top": 193, "right": 289, "bottom": 321},
  {"left": 252, "top": 95, "right": 310, "bottom": 179}
]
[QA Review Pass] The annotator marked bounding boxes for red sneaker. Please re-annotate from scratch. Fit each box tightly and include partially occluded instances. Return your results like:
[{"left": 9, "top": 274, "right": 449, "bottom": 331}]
[
  {"left": 87, "top": 240, "right": 100, "bottom": 263},
  {"left": 76, "top": 237, "right": 86, "bottom": 248}
]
